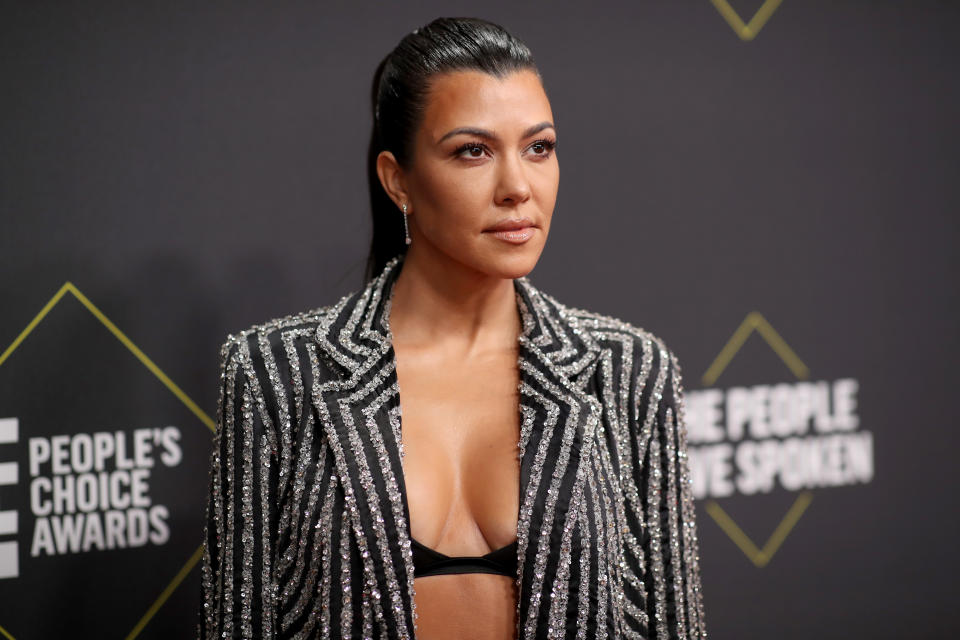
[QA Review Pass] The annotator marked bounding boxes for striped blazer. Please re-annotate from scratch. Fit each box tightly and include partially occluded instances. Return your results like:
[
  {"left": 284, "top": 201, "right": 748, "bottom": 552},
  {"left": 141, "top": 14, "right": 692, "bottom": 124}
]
[{"left": 199, "top": 255, "right": 708, "bottom": 639}]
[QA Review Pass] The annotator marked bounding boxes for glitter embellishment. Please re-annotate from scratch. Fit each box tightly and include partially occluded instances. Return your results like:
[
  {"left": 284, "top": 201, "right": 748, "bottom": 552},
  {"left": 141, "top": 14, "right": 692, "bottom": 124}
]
[{"left": 199, "top": 253, "right": 708, "bottom": 638}]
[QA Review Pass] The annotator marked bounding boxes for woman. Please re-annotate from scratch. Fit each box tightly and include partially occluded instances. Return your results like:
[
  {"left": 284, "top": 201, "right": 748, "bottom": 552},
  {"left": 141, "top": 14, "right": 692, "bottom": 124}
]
[{"left": 200, "top": 17, "right": 708, "bottom": 640}]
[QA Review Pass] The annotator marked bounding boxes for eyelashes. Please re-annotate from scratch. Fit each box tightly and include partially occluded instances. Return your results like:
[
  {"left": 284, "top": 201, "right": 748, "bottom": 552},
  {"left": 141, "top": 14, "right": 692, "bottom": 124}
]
[
  {"left": 453, "top": 138, "right": 558, "bottom": 160},
  {"left": 529, "top": 138, "right": 558, "bottom": 156}
]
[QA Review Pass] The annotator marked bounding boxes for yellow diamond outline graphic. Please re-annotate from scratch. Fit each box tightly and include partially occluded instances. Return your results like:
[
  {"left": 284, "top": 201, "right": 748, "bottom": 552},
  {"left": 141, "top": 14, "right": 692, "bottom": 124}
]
[
  {"left": 0, "top": 282, "right": 213, "bottom": 639},
  {"left": 710, "top": 0, "right": 783, "bottom": 41},
  {"left": 698, "top": 310, "right": 816, "bottom": 568}
]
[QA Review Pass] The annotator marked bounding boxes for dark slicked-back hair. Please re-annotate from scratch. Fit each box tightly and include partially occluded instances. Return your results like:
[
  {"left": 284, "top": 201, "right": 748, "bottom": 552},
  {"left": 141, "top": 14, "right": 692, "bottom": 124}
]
[{"left": 365, "top": 17, "right": 541, "bottom": 283}]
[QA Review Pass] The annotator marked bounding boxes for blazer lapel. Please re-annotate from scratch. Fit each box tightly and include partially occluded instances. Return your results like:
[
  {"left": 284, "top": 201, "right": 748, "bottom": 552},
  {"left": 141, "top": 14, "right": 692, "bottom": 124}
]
[
  {"left": 513, "top": 278, "right": 604, "bottom": 637},
  {"left": 311, "top": 258, "right": 417, "bottom": 637},
  {"left": 312, "top": 255, "right": 604, "bottom": 638}
]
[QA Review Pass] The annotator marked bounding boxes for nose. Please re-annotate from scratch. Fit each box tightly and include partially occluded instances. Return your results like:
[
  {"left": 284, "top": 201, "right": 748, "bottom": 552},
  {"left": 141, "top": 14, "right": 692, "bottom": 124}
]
[{"left": 494, "top": 151, "right": 532, "bottom": 206}]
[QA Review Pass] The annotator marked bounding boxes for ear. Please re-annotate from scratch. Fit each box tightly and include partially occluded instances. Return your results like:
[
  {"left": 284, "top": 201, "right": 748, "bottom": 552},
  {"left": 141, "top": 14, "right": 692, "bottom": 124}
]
[{"left": 376, "top": 150, "right": 412, "bottom": 212}]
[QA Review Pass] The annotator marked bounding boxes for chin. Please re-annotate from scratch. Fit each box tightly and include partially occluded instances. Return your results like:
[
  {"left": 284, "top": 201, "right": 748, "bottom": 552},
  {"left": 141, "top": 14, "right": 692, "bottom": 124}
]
[
  {"left": 438, "top": 233, "right": 548, "bottom": 280},
  {"left": 479, "top": 248, "right": 544, "bottom": 281}
]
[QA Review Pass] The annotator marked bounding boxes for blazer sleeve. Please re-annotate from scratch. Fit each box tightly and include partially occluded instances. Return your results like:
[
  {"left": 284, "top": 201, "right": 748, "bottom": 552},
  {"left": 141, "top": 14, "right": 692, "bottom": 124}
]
[
  {"left": 635, "top": 343, "right": 708, "bottom": 639},
  {"left": 199, "top": 336, "right": 280, "bottom": 639}
]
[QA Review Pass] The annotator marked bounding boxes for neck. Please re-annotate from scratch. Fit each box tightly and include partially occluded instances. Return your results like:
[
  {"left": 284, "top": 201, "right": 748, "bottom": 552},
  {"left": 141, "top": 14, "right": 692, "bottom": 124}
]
[{"left": 387, "top": 245, "right": 521, "bottom": 356}]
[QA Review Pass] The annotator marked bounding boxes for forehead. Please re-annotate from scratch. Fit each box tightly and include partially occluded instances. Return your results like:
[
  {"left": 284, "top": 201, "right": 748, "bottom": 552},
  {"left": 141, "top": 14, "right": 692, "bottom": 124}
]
[{"left": 419, "top": 69, "right": 552, "bottom": 140}]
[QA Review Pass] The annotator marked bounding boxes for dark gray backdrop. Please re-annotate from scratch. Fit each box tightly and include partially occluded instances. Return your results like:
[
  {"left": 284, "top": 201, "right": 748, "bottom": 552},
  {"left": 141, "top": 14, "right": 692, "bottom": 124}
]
[{"left": 1, "top": 1, "right": 957, "bottom": 638}]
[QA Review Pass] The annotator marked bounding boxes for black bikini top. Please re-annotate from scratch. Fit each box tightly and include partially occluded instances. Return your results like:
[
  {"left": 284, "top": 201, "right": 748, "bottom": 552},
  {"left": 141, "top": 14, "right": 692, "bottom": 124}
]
[{"left": 410, "top": 536, "right": 518, "bottom": 578}]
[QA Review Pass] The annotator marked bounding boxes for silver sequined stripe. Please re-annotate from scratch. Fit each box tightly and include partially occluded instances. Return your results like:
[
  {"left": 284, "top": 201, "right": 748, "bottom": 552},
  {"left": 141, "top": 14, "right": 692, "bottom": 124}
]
[
  {"left": 280, "top": 427, "right": 328, "bottom": 633},
  {"left": 546, "top": 395, "right": 598, "bottom": 637},
  {"left": 377, "top": 265, "right": 418, "bottom": 635},
  {"left": 536, "top": 296, "right": 578, "bottom": 361},
  {"left": 276, "top": 412, "right": 318, "bottom": 617},
  {"left": 515, "top": 380, "right": 560, "bottom": 639},
  {"left": 337, "top": 358, "right": 412, "bottom": 639},
  {"left": 387, "top": 401, "right": 420, "bottom": 633},
  {"left": 239, "top": 378, "right": 256, "bottom": 637},
  {"left": 221, "top": 343, "right": 241, "bottom": 638},
  {"left": 644, "top": 346, "right": 673, "bottom": 639},
  {"left": 575, "top": 496, "right": 593, "bottom": 640},
  {"left": 238, "top": 336, "right": 280, "bottom": 637},
  {"left": 256, "top": 331, "right": 290, "bottom": 636},
  {"left": 203, "top": 339, "right": 238, "bottom": 637},
  {"left": 339, "top": 505, "right": 353, "bottom": 638},
  {"left": 291, "top": 470, "right": 338, "bottom": 639},
  {"left": 631, "top": 340, "right": 669, "bottom": 636},
  {"left": 257, "top": 330, "right": 293, "bottom": 495},
  {"left": 600, "top": 439, "right": 627, "bottom": 640},
  {"left": 513, "top": 402, "right": 537, "bottom": 638},
  {"left": 305, "top": 344, "right": 389, "bottom": 638},
  {"left": 664, "top": 406, "right": 690, "bottom": 639},
  {"left": 623, "top": 337, "right": 662, "bottom": 633},
  {"left": 587, "top": 455, "right": 610, "bottom": 640},
  {"left": 518, "top": 362, "right": 583, "bottom": 639},
  {"left": 620, "top": 335, "right": 654, "bottom": 570},
  {"left": 360, "top": 368, "right": 417, "bottom": 638},
  {"left": 222, "top": 344, "right": 246, "bottom": 638},
  {"left": 521, "top": 288, "right": 559, "bottom": 349},
  {"left": 593, "top": 347, "right": 627, "bottom": 636},
  {"left": 274, "top": 328, "right": 315, "bottom": 553},
  {"left": 616, "top": 338, "right": 653, "bottom": 640},
  {"left": 339, "top": 283, "right": 376, "bottom": 357},
  {"left": 591, "top": 331, "right": 638, "bottom": 502},
  {"left": 315, "top": 295, "right": 364, "bottom": 372},
  {"left": 673, "top": 356, "right": 708, "bottom": 639},
  {"left": 646, "top": 409, "right": 667, "bottom": 638},
  {"left": 620, "top": 333, "right": 654, "bottom": 514},
  {"left": 317, "top": 474, "right": 339, "bottom": 640},
  {"left": 200, "top": 340, "right": 226, "bottom": 637},
  {"left": 277, "top": 331, "right": 311, "bottom": 577}
]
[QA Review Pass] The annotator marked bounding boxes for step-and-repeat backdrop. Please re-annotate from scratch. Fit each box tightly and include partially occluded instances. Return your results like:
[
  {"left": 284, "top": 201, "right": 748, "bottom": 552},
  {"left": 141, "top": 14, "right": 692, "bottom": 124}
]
[{"left": 1, "top": 2, "right": 956, "bottom": 638}]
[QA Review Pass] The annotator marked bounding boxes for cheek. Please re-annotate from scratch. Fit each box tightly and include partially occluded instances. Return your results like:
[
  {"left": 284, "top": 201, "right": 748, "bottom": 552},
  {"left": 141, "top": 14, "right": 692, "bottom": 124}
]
[
  {"left": 533, "top": 162, "right": 559, "bottom": 227},
  {"left": 414, "top": 166, "right": 492, "bottom": 233}
]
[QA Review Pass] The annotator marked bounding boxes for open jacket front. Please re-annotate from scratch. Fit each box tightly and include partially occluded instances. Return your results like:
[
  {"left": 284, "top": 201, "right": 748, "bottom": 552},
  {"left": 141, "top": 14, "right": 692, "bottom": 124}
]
[{"left": 200, "top": 255, "right": 708, "bottom": 639}]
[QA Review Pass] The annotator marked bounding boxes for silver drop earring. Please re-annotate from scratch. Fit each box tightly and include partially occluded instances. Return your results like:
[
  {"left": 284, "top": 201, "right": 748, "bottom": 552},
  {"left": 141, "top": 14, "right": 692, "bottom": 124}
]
[{"left": 401, "top": 203, "right": 411, "bottom": 245}]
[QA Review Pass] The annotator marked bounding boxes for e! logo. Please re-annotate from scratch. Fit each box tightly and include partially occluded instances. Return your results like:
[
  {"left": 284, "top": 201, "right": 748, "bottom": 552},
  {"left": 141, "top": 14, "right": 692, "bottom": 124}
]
[{"left": 0, "top": 417, "right": 19, "bottom": 579}]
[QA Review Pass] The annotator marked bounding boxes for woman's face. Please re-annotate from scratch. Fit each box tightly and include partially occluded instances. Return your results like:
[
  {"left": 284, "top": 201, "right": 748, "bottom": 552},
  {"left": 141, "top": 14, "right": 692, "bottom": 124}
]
[{"left": 388, "top": 68, "right": 559, "bottom": 280}]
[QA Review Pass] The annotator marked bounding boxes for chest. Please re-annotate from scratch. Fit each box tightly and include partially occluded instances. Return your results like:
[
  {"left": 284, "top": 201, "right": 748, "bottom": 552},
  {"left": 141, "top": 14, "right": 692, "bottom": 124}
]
[
  {"left": 393, "top": 345, "right": 522, "bottom": 552},
  {"left": 306, "top": 333, "right": 627, "bottom": 637}
]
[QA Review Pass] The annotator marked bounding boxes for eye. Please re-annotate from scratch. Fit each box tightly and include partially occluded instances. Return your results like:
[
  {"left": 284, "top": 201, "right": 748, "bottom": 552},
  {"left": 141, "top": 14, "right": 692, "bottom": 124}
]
[
  {"left": 454, "top": 141, "right": 490, "bottom": 159},
  {"left": 528, "top": 138, "right": 557, "bottom": 158}
]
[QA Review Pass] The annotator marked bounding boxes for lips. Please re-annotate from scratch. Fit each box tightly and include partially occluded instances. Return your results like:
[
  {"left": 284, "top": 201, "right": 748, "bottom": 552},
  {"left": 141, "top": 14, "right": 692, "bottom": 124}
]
[
  {"left": 483, "top": 217, "right": 537, "bottom": 244},
  {"left": 484, "top": 217, "right": 536, "bottom": 232}
]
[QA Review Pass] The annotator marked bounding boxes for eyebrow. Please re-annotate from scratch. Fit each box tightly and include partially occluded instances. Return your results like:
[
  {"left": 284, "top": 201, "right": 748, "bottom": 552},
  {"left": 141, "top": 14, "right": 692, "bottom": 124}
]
[{"left": 437, "top": 121, "right": 556, "bottom": 144}]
